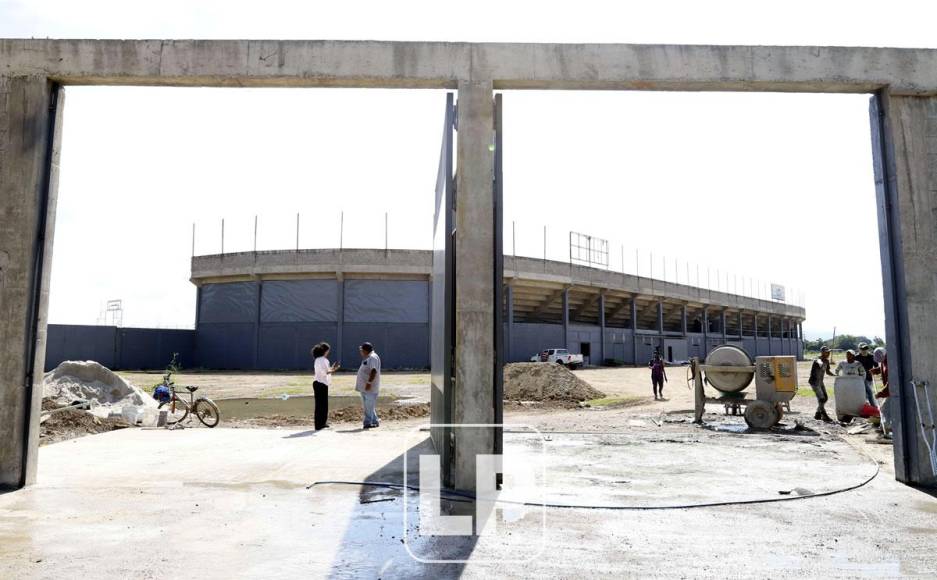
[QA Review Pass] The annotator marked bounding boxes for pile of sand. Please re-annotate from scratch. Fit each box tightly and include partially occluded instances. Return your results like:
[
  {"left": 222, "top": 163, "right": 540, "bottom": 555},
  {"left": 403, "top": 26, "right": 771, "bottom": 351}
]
[
  {"left": 43, "top": 360, "right": 157, "bottom": 418},
  {"left": 503, "top": 362, "right": 605, "bottom": 402}
]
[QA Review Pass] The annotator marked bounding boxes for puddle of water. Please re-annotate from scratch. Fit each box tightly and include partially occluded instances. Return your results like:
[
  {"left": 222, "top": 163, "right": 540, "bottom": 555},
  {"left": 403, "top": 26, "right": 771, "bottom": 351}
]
[{"left": 216, "top": 395, "right": 396, "bottom": 420}]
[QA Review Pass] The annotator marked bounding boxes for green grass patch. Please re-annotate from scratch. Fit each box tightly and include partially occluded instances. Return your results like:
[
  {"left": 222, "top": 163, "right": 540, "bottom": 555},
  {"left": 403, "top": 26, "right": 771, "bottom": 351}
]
[
  {"left": 586, "top": 396, "right": 644, "bottom": 408},
  {"left": 260, "top": 385, "right": 308, "bottom": 397},
  {"left": 797, "top": 386, "right": 834, "bottom": 398}
]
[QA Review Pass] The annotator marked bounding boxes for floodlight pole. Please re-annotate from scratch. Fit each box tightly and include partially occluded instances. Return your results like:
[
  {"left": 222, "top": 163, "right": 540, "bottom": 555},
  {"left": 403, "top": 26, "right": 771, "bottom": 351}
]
[
  {"left": 253, "top": 215, "right": 258, "bottom": 253},
  {"left": 295, "top": 213, "right": 299, "bottom": 252},
  {"left": 221, "top": 218, "right": 225, "bottom": 255},
  {"left": 339, "top": 211, "right": 344, "bottom": 251}
]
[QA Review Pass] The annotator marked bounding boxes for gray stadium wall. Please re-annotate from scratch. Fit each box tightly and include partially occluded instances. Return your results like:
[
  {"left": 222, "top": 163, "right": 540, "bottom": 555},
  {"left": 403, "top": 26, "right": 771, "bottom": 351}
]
[
  {"left": 195, "top": 279, "right": 432, "bottom": 370},
  {"left": 44, "top": 325, "right": 196, "bottom": 371}
]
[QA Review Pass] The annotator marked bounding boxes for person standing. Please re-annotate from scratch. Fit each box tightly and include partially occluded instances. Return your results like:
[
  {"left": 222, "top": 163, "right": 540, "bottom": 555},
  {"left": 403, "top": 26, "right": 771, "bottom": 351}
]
[
  {"left": 312, "top": 342, "right": 339, "bottom": 431},
  {"left": 648, "top": 351, "right": 668, "bottom": 400},
  {"left": 872, "top": 347, "right": 891, "bottom": 435},
  {"left": 835, "top": 349, "right": 866, "bottom": 377},
  {"left": 356, "top": 342, "right": 382, "bottom": 429},
  {"left": 855, "top": 342, "right": 880, "bottom": 407},
  {"left": 809, "top": 346, "right": 836, "bottom": 422}
]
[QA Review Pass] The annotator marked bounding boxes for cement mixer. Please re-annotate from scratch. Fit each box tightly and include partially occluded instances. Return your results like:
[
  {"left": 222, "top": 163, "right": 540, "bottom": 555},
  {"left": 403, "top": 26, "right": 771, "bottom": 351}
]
[{"left": 689, "top": 345, "right": 798, "bottom": 429}]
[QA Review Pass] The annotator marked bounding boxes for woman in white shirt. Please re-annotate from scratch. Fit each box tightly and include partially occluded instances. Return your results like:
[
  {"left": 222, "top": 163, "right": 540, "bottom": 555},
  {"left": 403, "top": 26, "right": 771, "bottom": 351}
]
[{"left": 311, "top": 342, "right": 339, "bottom": 431}]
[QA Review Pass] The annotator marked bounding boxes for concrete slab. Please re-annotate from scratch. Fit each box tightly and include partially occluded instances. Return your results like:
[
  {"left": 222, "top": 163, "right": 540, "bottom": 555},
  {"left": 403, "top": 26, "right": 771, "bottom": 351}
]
[{"left": 1, "top": 419, "right": 936, "bottom": 578}]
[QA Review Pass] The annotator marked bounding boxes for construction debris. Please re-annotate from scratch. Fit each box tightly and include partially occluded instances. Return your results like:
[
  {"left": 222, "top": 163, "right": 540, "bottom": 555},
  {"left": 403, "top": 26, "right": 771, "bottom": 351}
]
[
  {"left": 503, "top": 363, "right": 605, "bottom": 402},
  {"left": 43, "top": 360, "right": 157, "bottom": 419}
]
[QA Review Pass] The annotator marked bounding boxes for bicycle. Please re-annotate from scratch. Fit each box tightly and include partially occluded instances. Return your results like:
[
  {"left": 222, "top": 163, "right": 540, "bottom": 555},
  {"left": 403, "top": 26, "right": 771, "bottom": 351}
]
[
  {"left": 154, "top": 355, "right": 221, "bottom": 428},
  {"left": 158, "top": 382, "right": 220, "bottom": 428}
]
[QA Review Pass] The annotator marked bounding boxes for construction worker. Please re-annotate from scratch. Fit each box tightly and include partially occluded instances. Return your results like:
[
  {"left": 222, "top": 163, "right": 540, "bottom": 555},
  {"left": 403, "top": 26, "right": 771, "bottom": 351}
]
[
  {"left": 855, "top": 342, "right": 880, "bottom": 407},
  {"left": 835, "top": 349, "right": 866, "bottom": 377},
  {"left": 808, "top": 346, "right": 836, "bottom": 422}
]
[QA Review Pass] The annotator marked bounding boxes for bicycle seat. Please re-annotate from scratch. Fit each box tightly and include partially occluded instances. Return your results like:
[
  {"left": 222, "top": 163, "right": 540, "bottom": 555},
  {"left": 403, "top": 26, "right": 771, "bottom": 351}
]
[{"left": 185, "top": 386, "right": 199, "bottom": 393}]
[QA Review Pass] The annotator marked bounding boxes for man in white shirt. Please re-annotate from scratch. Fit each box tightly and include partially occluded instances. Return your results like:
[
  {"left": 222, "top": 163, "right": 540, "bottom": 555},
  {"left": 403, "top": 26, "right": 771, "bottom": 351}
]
[
  {"left": 835, "top": 349, "right": 866, "bottom": 377},
  {"left": 355, "top": 342, "right": 382, "bottom": 429}
]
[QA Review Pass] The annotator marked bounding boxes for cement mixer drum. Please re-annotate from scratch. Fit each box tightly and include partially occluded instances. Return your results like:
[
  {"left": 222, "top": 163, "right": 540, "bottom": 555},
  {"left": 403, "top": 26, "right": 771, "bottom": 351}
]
[{"left": 704, "top": 345, "right": 755, "bottom": 393}]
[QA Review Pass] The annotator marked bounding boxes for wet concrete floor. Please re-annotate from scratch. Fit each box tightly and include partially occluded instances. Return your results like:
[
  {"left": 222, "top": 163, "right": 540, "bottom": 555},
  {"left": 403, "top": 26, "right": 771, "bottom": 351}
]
[{"left": 1, "top": 415, "right": 936, "bottom": 578}]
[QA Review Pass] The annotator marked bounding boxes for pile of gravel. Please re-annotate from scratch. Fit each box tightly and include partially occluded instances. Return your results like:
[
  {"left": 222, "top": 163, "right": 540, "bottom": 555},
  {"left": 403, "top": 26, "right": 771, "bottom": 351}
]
[{"left": 503, "top": 362, "right": 605, "bottom": 402}]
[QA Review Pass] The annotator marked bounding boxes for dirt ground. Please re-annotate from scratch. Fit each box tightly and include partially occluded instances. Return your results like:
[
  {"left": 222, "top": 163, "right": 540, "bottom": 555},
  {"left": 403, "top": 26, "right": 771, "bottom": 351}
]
[
  {"left": 112, "top": 360, "right": 875, "bottom": 433},
  {"left": 117, "top": 369, "right": 430, "bottom": 401}
]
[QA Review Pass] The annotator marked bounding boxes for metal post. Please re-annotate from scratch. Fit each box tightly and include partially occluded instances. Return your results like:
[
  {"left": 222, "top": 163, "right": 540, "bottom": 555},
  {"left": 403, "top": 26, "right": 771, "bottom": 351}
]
[
  {"left": 221, "top": 218, "right": 224, "bottom": 254},
  {"left": 621, "top": 244, "right": 624, "bottom": 273},
  {"left": 543, "top": 225, "right": 547, "bottom": 263},
  {"left": 512, "top": 220, "right": 516, "bottom": 257},
  {"left": 339, "top": 211, "right": 344, "bottom": 251},
  {"left": 253, "top": 215, "right": 258, "bottom": 253},
  {"left": 703, "top": 307, "right": 709, "bottom": 351},
  {"left": 635, "top": 249, "right": 639, "bottom": 277},
  {"left": 191, "top": 222, "right": 195, "bottom": 257},
  {"left": 385, "top": 212, "right": 388, "bottom": 252},
  {"left": 296, "top": 213, "right": 300, "bottom": 252},
  {"left": 753, "top": 313, "right": 759, "bottom": 354}
]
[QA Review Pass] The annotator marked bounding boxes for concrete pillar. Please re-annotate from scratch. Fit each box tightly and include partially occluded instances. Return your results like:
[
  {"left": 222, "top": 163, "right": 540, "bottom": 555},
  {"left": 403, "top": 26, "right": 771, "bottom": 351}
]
[
  {"left": 0, "top": 77, "right": 62, "bottom": 489},
  {"left": 753, "top": 313, "right": 759, "bottom": 354},
  {"left": 681, "top": 304, "right": 688, "bottom": 336},
  {"left": 721, "top": 310, "right": 727, "bottom": 342},
  {"left": 630, "top": 297, "right": 638, "bottom": 365},
  {"left": 452, "top": 80, "right": 495, "bottom": 492},
  {"left": 506, "top": 284, "right": 514, "bottom": 363},
  {"left": 598, "top": 293, "right": 606, "bottom": 365},
  {"left": 656, "top": 301, "right": 664, "bottom": 334},
  {"left": 562, "top": 287, "right": 570, "bottom": 349},
  {"left": 702, "top": 307, "right": 709, "bottom": 353},
  {"left": 737, "top": 311, "right": 743, "bottom": 338}
]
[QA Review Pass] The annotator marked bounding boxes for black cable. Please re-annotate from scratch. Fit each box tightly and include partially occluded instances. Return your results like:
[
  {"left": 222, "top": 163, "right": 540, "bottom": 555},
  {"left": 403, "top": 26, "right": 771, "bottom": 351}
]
[{"left": 306, "top": 435, "right": 881, "bottom": 511}]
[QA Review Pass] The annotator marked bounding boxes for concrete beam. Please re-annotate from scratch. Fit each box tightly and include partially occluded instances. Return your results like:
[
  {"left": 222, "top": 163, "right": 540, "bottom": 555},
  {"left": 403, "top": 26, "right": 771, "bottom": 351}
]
[
  {"left": 452, "top": 80, "right": 494, "bottom": 492},
  {"left": 0, "top": 77, "right": 61, "bottom": 488},
  {"left": 7, "top": 40, "right": 937, "bottom": 94}
]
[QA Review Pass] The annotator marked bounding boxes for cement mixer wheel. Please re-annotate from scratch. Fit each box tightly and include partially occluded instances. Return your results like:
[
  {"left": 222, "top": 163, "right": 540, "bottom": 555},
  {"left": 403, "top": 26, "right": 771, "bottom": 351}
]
[{"left": 744, "top": 400, "right": 780, "bottom": 429}]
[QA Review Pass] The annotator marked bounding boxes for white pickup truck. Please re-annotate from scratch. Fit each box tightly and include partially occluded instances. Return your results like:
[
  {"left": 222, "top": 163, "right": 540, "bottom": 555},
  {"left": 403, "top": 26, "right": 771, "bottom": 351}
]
[{"left": 530, "top": 348, "right": 584, "bottom": 369}]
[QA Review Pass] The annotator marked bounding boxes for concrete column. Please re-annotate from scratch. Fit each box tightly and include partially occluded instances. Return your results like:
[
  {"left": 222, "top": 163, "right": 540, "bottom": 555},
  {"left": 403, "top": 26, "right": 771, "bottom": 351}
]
[
  {"left": 562, "top": 287, "right": 570, "bottom": 349},
  {"left": 656, "top": 301, "right": 664, "bottom": 334},
  {"left": 506, "top": 284, "right": 514, "bottom": 363},
  {"left": 702, "top": 307, "right": 709, "bottom": 352},
  {"left": 753, "top": 313, "right": 759, "bottom": 354},
  {"left": 721, "top": 310, "right": 727, "bottom": 342},
  {"left": 452, "top": 80, "right": 495, "bottom": 492},
  {"left": 681, "top": 304, "right": 687, "bottom": 336},
  {"left": 598, "top": 293, "right": 606, "bottom": 364},
  {"left": 768, "top": 317, "right": 773, "bottom": 352},
  {"left": 630, "top": 297, "right": 638, "bottom": 365},
  {"left": 0, "top": 77, "right": 62, "bottom": 489},
  {"left": 737, "top": 311, "right": 743, "bottom": 339}
]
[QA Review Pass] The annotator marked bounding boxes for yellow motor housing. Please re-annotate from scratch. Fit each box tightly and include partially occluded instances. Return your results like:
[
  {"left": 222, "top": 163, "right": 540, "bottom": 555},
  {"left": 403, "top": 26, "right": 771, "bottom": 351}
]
[{"left": 754, "top": 356, "right": 798, "bottom": 403}]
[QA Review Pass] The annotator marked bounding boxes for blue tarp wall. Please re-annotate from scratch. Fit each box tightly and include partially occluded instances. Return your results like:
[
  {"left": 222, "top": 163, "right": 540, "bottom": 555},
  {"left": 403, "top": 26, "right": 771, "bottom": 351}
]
[{"left": 44, "top": 325, "right": 196, "bottom": 371}]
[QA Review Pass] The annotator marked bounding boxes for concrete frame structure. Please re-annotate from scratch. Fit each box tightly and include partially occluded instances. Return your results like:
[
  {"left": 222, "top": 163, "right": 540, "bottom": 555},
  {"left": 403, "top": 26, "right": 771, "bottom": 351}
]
[
  {"left": 186, "top": 248, "right": 805, "bottom": 370},
  {"left": 3, "top": 39, "right": 937, "bottom": 490}
]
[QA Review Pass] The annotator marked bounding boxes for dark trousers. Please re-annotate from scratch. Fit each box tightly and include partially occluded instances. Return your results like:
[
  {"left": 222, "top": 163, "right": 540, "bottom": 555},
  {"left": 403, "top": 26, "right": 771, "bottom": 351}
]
[{"left": 313, "top": 381, "right": 329, "bottom": 430}]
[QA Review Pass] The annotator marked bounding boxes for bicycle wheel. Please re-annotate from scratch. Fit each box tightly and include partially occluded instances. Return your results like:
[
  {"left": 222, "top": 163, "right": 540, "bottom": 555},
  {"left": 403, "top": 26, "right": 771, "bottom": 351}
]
[
  {"left": 194, "top": 398, "right": 220, "bottom": 428},
  {"left": 158, "top": 397, "right": 189, "bottom": 425}
]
